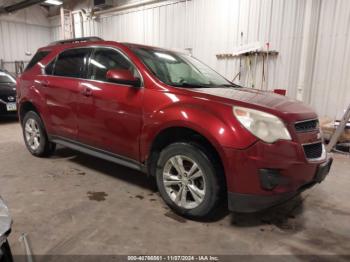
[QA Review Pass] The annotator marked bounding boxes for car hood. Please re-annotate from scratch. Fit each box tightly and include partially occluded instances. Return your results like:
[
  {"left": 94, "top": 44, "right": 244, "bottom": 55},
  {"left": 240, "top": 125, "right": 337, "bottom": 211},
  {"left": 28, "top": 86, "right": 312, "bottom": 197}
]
[
  {"left": 191, "top": 87, "right": 318, "bottom": 122},
  {"left": 0, "top": 83, "right": 16, "bottom": 97}
]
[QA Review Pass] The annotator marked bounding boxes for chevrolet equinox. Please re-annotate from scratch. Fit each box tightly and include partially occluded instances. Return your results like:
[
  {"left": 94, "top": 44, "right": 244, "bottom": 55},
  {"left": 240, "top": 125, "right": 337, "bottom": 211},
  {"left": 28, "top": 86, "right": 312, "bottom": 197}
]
[{"left": 17, "top": 37, "right": 332, "bottom": 218}]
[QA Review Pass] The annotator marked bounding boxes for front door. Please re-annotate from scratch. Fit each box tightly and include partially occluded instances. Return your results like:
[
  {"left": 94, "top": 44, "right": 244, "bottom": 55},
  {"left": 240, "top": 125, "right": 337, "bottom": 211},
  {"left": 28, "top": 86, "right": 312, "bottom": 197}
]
[{"left": 77, "top": 47, "right": 143, "bottom": 161}]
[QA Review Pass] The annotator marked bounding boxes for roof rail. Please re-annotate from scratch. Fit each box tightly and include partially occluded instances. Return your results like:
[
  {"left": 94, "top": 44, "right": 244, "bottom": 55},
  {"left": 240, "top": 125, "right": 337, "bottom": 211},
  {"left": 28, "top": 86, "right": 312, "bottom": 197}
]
[{"left": 49, "top": 37, "right": 104, "bottom": 46}]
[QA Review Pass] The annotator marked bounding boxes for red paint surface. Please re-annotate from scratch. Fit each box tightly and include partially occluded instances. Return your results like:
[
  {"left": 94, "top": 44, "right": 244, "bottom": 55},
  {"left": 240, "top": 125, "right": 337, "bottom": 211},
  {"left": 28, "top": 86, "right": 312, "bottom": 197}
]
[{"left": 274, "top": 89, "right": 287, "bottom": 96}]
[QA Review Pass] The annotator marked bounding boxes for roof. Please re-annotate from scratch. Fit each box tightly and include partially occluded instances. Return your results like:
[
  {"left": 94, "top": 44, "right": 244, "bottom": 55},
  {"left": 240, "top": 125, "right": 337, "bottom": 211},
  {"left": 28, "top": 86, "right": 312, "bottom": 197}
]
[{"left": 43, "top": 37, "right": 184, "bottom": 55}]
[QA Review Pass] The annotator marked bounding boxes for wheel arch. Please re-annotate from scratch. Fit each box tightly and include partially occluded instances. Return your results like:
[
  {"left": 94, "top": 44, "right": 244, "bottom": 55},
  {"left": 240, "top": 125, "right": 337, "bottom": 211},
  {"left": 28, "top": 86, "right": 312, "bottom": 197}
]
[
  {"left": 19, "top": 100, "right": 52, "bottom": 137},
  {"left": 146, "top": 126, "right": 227, "bottom": 193},
  {"left": 19, "top": 100, "right": 40, "bottom": 124}
]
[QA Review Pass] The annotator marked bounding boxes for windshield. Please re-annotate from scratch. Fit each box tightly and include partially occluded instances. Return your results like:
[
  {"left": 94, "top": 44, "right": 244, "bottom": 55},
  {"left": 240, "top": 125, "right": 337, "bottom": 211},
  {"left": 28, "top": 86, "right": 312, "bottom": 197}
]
[
  {"left": 0, "top": 71, "right": 16, "bottom": 84},
  {"left": 131, "top": 47, "right": 235, "bottom": 88}
]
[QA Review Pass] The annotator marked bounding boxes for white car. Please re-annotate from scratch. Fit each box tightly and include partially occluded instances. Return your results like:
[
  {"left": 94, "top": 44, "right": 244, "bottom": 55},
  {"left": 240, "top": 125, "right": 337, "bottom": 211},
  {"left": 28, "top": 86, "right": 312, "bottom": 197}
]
[{"left": 0, "top": 196, "right": 12, "bottom": 262}]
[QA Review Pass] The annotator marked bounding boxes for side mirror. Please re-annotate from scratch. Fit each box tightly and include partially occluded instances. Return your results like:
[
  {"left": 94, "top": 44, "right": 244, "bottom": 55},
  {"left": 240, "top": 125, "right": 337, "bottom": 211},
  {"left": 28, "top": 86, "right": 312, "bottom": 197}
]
[{"left": 106, "top": 69, "right": 141, "bottom": 87}]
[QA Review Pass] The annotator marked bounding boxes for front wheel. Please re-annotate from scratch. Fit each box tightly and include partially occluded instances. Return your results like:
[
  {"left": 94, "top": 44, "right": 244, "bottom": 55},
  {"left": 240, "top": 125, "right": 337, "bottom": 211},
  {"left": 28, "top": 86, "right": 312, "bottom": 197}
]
[
  {"left": 156, "top": 143, "right": 222, "bottom": 219},
  {"left": 22, "top": 111, "right": 56, "bottom": 157}
]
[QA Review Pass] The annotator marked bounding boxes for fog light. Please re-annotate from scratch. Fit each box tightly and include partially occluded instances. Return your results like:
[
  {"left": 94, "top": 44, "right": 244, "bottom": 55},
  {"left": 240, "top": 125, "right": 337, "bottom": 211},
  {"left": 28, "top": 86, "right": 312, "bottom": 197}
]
[{"left": 259, "top": 169, "right": 288, "bottom": 190}]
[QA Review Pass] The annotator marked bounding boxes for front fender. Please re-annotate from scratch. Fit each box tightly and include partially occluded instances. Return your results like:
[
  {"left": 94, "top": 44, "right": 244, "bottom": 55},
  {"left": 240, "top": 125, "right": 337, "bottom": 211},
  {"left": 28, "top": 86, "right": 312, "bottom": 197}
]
[{"left": 140, "top": 103, "right": 257, "bottom": 162}]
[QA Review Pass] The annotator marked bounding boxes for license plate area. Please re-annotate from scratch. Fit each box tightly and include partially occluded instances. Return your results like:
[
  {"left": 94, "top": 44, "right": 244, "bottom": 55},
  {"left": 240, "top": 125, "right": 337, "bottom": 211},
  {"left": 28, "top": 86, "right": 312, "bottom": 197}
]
[{"left": 6, "top": 103, "right": 17, "bottom": 111}]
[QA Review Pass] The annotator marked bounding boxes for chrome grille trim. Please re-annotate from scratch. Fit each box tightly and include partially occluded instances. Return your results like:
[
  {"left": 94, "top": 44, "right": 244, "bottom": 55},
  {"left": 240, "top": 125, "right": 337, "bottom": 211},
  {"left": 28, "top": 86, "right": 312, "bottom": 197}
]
[
  {"left": 294, "top": 118, "right": 319, "bottom": 133},
  {"left": 302, "top": 141, "right": 326, "bottom": 162}
]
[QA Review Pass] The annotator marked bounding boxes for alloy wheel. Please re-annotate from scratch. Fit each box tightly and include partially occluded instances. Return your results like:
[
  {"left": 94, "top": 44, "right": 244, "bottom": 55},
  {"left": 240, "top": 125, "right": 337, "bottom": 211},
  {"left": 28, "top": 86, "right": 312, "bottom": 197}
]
[
  {"left": 163, "top": 155, "right": 206, "bottom": 209},
  {"left": 24, "top": 118, "right": 41, "bottom": 151}
]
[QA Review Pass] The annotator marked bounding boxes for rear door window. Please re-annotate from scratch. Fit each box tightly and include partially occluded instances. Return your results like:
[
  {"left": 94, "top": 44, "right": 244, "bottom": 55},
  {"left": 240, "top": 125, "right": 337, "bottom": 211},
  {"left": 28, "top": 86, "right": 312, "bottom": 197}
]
[
  {"left": 25, "top": 51, "right": 50, "bottom": 71},
  {"left": 53, "top": 48, "right": 91, "bottom": 78}
]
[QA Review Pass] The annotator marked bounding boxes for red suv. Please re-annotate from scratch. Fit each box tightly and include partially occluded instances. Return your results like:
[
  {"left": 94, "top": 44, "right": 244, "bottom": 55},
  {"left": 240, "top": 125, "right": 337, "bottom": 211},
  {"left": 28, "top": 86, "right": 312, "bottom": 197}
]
[{"left": 17, "top": 37, "right": 332, "bottom": 218}]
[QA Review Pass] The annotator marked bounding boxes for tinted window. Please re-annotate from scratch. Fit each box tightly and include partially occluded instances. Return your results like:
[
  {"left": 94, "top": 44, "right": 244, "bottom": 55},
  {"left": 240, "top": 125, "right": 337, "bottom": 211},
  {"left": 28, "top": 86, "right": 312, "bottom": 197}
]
[
  {"left": 54, "top": 48, "right": 90, "bottom": 78},
  {"left": 89, "top": 48, "right": 139, "bottom": 82},
  {"left": 45, "top": 59, "right": 56, "bottom": 75},
  {"left": 25, "top": 51, "right": 50, "bottom": 71}
]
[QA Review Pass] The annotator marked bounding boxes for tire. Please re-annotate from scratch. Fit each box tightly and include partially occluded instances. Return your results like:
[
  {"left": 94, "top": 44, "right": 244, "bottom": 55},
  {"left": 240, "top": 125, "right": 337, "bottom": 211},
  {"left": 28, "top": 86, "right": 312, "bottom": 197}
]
[
  {"left": 22, "top": 111, "right": 56, "bottom": 157},
  {"left": 156, "top": 142, "right": 222, "bottom": 219}
]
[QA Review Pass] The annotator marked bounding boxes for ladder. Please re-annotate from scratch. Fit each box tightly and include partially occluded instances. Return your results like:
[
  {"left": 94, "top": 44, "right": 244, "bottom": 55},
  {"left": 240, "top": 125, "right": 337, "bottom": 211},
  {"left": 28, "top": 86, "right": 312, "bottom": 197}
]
[
  {"left": 326, "top": 104, "right": 350, "bottom": 152},
  {"left": 60, "top": 7, "right": 74, "bottom": 40}
]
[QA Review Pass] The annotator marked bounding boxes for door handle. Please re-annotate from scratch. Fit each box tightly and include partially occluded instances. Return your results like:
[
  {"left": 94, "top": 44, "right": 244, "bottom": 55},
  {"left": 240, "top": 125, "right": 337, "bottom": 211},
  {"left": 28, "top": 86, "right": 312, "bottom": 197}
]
[{"left": 81, "top": 87, "right": 93, "bottom": 97}]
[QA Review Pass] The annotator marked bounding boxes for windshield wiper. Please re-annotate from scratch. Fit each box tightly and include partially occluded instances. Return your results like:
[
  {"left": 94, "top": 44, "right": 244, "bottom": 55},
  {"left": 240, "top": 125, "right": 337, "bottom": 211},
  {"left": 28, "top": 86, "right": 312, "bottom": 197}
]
[
  {"left": 172, "top": 82, "right": 242, "bottom": 89},
  {"left": 171, "top": 83, "right": 212, "bottom": 88},
  {"left": 220, "top": 83, "right": 242, "bottom": 88}
]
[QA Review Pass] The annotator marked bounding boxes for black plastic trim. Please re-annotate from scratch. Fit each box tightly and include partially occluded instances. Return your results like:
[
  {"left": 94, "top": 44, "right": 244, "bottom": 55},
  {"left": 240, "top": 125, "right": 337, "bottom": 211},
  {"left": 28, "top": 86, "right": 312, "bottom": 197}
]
[
  {"left": 228, "top": 191, "right": 297, "bottom": 213},
  {"left": 259, "top": 169, "right": 288, "bottom": 190},
  {"left": 229, "top": 157, "right": 333, "bottom": 213},
  {"left": 50, "top": 136, "right": 146, "bottom": 172},
  {"left": 49, "top": 37, "right": 103, "bottom": 46}
]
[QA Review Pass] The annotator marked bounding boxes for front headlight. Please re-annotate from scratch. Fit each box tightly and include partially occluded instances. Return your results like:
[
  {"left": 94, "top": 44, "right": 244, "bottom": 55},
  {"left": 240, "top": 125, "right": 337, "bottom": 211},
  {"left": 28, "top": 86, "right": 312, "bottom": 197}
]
[
  {"left": 233, "top": 106, "right": 291, "bottom": 143},
  {"left": 0, "top": 196, "right": 11, "bottom": 245}
]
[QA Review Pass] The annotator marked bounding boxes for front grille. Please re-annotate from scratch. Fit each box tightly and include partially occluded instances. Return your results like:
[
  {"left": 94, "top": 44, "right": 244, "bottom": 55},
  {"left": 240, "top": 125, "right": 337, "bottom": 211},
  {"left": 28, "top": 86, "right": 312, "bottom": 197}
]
[
  {"left": 0, "top": 95, "right": 7, "bottom": 102},
  {"left": 0, "top": 103, "right": 7, "bottom": 113},
  {"left": 303, "top": 142, "right": 323, "bottom": 159},
  {"left": 295, "top": 119, "right": 319, "bottom": 132}
]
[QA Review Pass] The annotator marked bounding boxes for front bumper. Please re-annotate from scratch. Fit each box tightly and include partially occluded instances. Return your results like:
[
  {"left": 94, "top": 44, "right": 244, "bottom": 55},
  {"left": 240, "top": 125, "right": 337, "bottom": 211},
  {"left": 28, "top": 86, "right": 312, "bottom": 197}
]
[
  {"left": 227, "top": 156, "right": 332, "bottom": 212},
  {"left": 0, "top": 102, "right": 17, "bottom": 115},
  {"left": 222, "top": 138, "right": 333, "bottom": 212},
  {"left": 0, "top": 228, "right": 10, "bottom": 248},
  {"left": 0, "top": 239, "right": 13, "bottom": 262},
  {"left": 0, "top": 227, "right": 12, "bottom": 262}
]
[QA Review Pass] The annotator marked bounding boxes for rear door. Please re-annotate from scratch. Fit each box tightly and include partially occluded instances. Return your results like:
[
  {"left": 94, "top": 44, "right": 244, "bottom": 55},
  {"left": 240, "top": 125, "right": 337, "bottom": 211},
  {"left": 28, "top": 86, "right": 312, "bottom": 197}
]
[
  {"left": 40, "top": 48, "right": 92, "bottom": 140},
  {"left": 76, "top": 47, "right": 144, "bottom": 161}
]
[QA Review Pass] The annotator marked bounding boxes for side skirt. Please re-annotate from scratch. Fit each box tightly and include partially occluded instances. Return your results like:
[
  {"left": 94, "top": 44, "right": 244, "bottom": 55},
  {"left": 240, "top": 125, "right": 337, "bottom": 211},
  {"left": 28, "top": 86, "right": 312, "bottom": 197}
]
[{"left": 50, "top": 136, "right": 146, "bottom": 173}]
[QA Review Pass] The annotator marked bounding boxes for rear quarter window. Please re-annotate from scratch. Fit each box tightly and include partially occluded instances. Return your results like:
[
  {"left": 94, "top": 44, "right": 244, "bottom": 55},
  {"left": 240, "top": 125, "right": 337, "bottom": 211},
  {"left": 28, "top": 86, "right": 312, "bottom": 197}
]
[{"left": 25, "top": 51, "right": 51, "bottom": 71}]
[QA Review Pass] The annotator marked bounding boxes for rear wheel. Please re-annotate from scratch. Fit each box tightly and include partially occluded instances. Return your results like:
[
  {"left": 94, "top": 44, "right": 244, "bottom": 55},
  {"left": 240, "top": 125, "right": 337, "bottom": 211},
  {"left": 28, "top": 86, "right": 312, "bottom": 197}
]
[
  {"left": 22, "top": 111, "right": 55, "bottom": 157},
  {"left": 156, "top": 142, "right": 222, "bottom": 218}
]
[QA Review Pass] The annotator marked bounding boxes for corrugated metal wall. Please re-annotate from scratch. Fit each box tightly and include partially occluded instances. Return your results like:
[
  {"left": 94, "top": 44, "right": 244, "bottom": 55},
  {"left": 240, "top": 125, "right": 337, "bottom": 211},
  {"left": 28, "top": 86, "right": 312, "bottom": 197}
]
[
  {"left": 0, "top": 5, "right": 51, "bottom": 73},
  {"left": 309, "top": 0, "right": 350, "bottom": 119},
  {"left": 50, "top": 16, "right": 61, "bottom": 41},
  {"left": 53, "top": 0, "right": 306, "bottom": 94},
  {"left": 48, "top": 0, "right": 350, "bottom": 118},
  {"left": 0, "top": 20, "right": 51, "bottom": 61}
]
